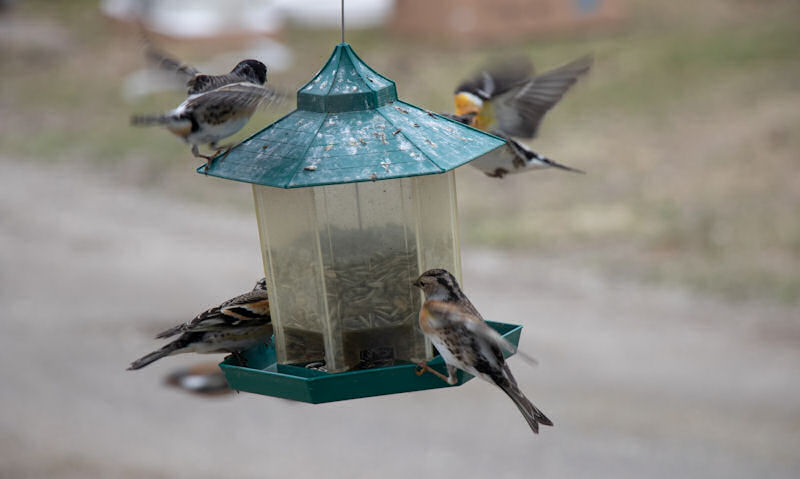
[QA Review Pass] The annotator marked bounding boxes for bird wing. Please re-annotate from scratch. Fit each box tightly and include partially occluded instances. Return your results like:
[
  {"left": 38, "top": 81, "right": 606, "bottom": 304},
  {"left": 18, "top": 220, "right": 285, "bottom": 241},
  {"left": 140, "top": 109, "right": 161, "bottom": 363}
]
[
  {"left": 187, "top": 73, "right": 243, "bottom": 95},
  {"left": 218, "top": 294, "right": 271, "bottom": 322},
  {"left": 460, "top": 307, "right": 539, "bottom": 365},
  {"left": 177, "top": 306, "right": 271, "bottom": 335},
  {"left": 155, "top": 288, "right": 270, "bottom": 339},
  {"left": 193, "top": 288, "right": 270, "bottom": 324},
  {"left": 455, "top": 57, "right": 535, "bottom": 99},
  {"left": 488, "top": 130, "right": 585, "bottom": 174},
  {"left": 144, "top": 43, "right": 200, "bottom": 83},
  {"left": 492, "top": 55, "right": 592, "bottom": 139},
  {"left": 185, "top": 83, "right": 283, "bottom": 116},
  {"left": 423, "top": 300, "right": 538, "bottom": 366},
  {"left": 423, "top": 300, "right": 507, "bottom": 352},
  {"left": 422, "top": 300, "right": 508, "bottom": 380},
  {"left": 423, "top": 300, "right": 483, "bottom": 328},
  {"left": 463, "top": 315, "right": 519, "bottom": 357},
  {"left": 142, "top": 41, "right": 268, "bottom": 95}
]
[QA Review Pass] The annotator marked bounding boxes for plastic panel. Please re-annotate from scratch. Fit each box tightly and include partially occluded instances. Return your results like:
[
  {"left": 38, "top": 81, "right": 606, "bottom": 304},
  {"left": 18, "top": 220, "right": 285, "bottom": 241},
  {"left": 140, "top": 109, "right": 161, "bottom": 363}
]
[{"left": 252, "top": 171, "right": 461, "bottom": 372}]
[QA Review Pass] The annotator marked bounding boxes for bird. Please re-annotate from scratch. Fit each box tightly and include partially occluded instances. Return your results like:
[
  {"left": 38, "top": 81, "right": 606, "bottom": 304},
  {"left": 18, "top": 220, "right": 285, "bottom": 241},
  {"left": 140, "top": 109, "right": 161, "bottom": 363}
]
[
  {"left": 127, "top": 278, "right": 272, "bottom": 370},
  {"left": 131, "top": 47, "right": 282, "bottom": 170},
  {"left": 412, "top": 268, "right": 553, "bottom": 434},
  {"left": 447, "top": 55, "right": 592, "bottom": 178}
]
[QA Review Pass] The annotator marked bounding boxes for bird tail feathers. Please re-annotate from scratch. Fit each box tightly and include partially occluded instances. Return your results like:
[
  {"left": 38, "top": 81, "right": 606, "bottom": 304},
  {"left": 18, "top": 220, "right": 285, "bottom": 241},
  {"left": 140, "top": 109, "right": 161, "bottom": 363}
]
[
  {"left": 127, "top": 340, "right": 185, "bottom": 370},
  {"left": 498, "top": 378, "right": 553, "bottom": 434},
  {"left": 521, "top": 145, "right": 585, "bottom": 174}
]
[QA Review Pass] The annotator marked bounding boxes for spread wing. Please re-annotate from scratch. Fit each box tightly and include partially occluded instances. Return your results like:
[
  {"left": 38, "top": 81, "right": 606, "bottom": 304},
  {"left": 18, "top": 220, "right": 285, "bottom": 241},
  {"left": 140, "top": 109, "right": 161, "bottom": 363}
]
[
  {"left": 143, "top": 42, "right": 270, "bottom": 96},
  {"left": 492, "top": 55, "right": 592, "bottom": 139},
  {"left": 187, "top": 73, "right": 245, "bottom": 95},
  {"left": 185, "top": 83, "right": 284, "bottom": 117},
  {"left": 144, "top": 43, "right": 200, "bottom": 83},
  {"left": 455, "top": 57, "right": 535, "bottom": 99}
]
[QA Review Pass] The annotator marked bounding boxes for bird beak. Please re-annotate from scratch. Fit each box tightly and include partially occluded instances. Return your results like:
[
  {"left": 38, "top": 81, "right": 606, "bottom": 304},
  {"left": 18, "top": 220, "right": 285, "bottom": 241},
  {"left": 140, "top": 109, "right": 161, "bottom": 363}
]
[
  {"left": 454, "top": 92, "right": 482, "bottom": 116},
  {"left": 412, "top": 279, "right": 422, "bottom": 288}
]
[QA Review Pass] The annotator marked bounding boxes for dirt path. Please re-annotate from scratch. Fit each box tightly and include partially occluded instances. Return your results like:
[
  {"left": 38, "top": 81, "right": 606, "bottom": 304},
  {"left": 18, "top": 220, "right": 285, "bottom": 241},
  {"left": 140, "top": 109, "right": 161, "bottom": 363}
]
[{"left": 1, "top": 158, "right": 798, "bottom": 478}]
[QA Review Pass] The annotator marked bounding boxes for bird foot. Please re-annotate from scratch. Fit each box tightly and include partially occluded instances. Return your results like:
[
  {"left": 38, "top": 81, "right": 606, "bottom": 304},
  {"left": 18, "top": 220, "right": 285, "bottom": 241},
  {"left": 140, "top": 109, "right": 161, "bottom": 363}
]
[
  {"left": 230, "top": 351, "right": 248, "bottom": 367},
  {"left": 202, "top": 145, "right": 233, "bottom": 173},
  {"left": 415, "top": 361, "right": 452, "bottom": 384},
  {"left": 485, "top": 168, "right": 508, "bottom": 179},
  {"left": 191, "top": 144, "right": 232, "bottom": 174},
  {"left": 191, "top": 150, "right": 216, "bottom": 175}
]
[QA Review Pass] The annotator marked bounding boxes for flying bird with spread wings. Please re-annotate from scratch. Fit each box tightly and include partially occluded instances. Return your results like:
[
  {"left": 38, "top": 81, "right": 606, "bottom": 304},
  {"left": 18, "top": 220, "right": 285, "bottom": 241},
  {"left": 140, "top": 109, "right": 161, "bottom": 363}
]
[
  {"left": 445, "top": 55, "right": 592, "bottom": 178},
  {"left": 131, "top": 45, "right": 283, "bottom": 170}
]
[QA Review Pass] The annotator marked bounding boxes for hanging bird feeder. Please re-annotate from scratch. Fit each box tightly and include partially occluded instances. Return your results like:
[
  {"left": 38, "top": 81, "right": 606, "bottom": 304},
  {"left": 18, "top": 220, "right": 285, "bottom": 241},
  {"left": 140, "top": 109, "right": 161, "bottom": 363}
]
[{"left": 203, "top": 42, "right": 522, "bottom": 403}]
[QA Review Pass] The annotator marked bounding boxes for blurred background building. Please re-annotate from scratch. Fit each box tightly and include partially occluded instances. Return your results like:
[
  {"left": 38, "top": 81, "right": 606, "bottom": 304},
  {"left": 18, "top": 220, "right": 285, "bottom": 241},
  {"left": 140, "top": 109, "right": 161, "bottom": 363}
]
[
  {"left": 101, "top": 0, "right": 395, "bottom": 37},
  {"left": 101, "top": 0, "right": 626, "bottom": 41},
  {"left": 392, "top": 0, "right": 626, "bottom": 43}
]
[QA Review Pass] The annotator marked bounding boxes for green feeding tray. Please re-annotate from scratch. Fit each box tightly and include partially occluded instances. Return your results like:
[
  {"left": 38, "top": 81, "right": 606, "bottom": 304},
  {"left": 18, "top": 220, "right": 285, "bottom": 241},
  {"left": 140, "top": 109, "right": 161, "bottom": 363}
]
[
  {"left": 201, "top": 43, "right": 510, "bottom": 186},
  {"left": 219, "top": 321, "right": 523, "bottom": 403}
]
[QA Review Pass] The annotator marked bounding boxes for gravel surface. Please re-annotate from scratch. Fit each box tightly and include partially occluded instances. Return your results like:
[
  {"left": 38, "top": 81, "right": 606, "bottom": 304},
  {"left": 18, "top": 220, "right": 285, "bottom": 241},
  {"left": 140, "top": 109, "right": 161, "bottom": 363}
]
[{"left": 1, "top": 158, "right": 798, "bottom": 478}]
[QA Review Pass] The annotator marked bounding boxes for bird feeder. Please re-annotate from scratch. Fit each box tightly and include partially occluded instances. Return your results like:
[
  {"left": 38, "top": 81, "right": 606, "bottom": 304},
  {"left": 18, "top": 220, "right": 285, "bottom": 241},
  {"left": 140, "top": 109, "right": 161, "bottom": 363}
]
[{"left": 203, "top": 43, "right": 520, "bottom": 402}]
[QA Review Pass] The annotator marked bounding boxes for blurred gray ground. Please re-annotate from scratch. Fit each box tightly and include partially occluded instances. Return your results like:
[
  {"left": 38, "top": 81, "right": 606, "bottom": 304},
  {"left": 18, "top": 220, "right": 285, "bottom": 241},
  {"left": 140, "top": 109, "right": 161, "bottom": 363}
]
[{"left": 1, "top": 157, "right": 799, "bottom": 478}]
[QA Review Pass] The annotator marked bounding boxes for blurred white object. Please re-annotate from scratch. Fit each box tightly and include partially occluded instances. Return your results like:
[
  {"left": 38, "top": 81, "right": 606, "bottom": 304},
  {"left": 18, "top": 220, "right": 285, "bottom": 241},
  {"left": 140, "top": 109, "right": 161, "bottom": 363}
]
[
  {"left": 164, "top": 362, "right": 232, "bottom": 396},
  {"left": 272, "top": 0, "right": 394, "bottom": 28},
  {"left": 102, "top": 0, "right": 282, "bottom": 37},
  {"left": 102, "top": 0, "right": 394, "bottom": 38}
]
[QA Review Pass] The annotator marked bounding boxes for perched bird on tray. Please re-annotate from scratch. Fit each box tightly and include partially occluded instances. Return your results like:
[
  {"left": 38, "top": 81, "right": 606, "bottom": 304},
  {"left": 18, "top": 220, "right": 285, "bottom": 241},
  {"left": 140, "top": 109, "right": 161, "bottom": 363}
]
[
  {"left": 413, "top": 268, "right": 553, "bottom": 434},
  {"left": 131, "top": 46, "right": 282, "bottom": 170},
  {"left": 128, "top": 278, "right": 272, "bottom": 370},
  {"left": 444, "top": 55, "right": 592, "bottom": 178}
]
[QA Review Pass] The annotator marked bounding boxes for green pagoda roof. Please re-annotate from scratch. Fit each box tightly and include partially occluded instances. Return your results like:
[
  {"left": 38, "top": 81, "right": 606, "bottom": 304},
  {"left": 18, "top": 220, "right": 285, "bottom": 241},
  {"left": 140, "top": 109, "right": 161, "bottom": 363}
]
[{"left": 202, "top": 43, "right": 508, "bottom": 188}]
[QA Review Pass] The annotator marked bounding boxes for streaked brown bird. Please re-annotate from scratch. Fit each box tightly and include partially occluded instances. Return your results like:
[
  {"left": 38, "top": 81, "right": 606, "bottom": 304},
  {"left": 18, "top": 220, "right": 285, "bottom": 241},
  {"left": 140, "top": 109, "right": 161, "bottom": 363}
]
[
  {"left": 128, "top": 278, "right": 272, "bottom": 370},
  {"left": 413, "top": 268, "right": 553, "bottom": 434}
]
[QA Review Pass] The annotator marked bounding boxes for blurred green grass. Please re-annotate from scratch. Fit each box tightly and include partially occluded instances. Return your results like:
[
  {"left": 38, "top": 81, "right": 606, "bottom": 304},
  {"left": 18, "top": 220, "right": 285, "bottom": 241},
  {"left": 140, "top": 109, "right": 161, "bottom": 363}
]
[{"left": 2, "top": 0, "right": 799, "bottom": 302}]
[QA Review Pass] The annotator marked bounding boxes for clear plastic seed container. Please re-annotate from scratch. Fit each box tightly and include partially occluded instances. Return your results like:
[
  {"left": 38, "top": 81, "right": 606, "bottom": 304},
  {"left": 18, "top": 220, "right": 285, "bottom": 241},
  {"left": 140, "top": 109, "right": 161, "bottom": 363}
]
[{"left": 253, "top": 171, "right": 461, "bottom": 372}]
